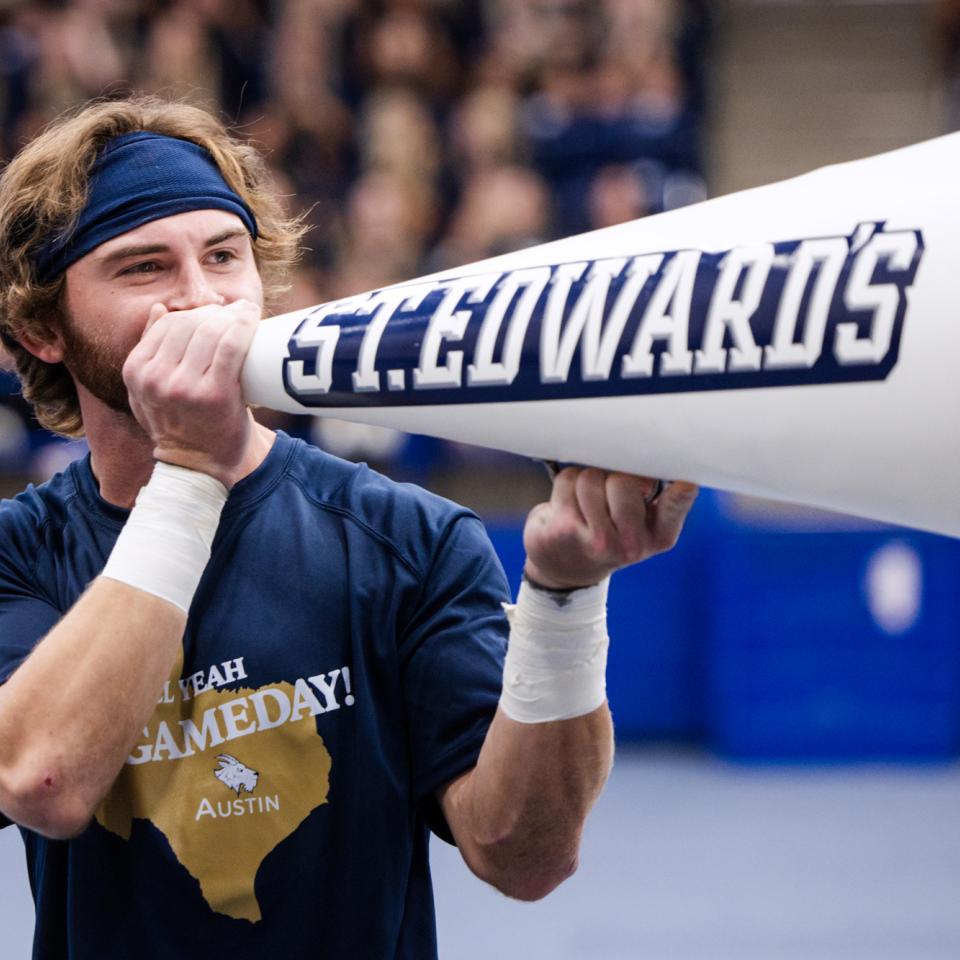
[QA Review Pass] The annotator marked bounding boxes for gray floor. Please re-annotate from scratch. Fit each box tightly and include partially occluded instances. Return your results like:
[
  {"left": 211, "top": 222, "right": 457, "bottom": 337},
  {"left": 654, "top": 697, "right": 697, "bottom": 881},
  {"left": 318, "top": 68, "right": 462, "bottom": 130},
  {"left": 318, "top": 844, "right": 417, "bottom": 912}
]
[
  {"left": 2, "top": 749, "right": 959, "bottom": 959},
  {"left": 431, "top": 749, "right": 960, "bottom": 960}
]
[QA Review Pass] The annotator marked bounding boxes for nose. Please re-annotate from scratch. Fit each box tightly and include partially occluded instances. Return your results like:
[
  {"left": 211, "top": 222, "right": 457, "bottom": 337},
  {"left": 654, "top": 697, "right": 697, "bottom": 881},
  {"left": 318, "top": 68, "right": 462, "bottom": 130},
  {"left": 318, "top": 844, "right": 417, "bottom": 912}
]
[{"left": 164, "top": 259, "right": 224, "bottom": 312}]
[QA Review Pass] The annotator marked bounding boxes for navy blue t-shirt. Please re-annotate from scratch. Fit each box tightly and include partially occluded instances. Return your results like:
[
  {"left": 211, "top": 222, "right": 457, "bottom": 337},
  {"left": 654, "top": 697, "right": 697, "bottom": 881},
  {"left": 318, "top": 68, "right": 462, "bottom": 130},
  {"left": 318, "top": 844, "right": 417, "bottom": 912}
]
[{"left": 0, "top": 431, "right": 509, "bottom": 959}]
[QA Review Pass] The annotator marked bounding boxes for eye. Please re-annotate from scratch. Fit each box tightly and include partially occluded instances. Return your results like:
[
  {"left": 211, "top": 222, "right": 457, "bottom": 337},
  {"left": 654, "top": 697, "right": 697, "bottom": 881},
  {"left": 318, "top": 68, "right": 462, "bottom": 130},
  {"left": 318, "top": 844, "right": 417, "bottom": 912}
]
[
  {"left": 208, "top": 248, "right": 238, "bottom": 266},
  {"left": 120, "top": 260, "right": 161, "bottom": 276}
]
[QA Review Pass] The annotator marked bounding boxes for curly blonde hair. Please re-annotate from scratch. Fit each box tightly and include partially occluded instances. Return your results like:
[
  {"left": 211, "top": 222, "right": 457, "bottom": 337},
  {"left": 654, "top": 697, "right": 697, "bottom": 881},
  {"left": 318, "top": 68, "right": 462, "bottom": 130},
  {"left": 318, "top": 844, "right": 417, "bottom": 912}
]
[{"left": 0, "top": 95, "right": 307, "bottom": 437}]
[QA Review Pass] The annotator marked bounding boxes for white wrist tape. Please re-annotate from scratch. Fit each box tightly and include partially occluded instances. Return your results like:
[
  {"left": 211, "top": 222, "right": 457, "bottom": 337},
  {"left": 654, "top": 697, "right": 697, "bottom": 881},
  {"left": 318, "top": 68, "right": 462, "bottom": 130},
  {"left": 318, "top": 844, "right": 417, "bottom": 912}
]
[
  {"left": 101, "top": 462, "right": 228, "bottom": 614},
  {"left": 499, "top": 578, "right": 610, "bottom": 724}
]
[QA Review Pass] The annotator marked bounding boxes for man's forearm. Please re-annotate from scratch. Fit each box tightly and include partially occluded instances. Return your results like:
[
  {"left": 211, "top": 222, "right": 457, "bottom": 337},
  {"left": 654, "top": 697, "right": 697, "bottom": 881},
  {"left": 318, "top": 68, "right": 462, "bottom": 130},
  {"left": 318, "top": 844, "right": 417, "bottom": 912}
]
[
  {"left": 440, "top": 703, "right": 614, "bottom": 901},
  {"left": 0, "top": 462, "right": 228, "bottom": 838},
  {"left": 0, "top": 578, "right": 185, "bottom": 838}
]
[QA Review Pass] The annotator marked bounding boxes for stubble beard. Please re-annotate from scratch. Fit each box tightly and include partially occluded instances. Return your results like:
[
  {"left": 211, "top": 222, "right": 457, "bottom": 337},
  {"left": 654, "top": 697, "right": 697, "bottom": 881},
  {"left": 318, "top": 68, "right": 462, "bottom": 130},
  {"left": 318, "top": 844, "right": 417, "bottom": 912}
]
[{"left": 59, "top": 314, "right": 134, "bottom": 418}]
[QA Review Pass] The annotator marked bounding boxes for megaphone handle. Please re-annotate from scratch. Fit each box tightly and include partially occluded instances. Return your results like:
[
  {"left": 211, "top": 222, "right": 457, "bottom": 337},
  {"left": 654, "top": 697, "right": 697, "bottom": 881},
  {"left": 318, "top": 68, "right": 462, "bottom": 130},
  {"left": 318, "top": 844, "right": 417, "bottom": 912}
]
[{"left": 540, "top": 459, "right": 561, "bottom": 481}]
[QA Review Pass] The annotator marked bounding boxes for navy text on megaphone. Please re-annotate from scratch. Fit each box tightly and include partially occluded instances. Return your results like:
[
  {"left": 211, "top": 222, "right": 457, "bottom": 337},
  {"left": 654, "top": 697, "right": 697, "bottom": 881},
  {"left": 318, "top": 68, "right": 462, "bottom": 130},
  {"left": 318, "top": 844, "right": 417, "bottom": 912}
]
[{"left": 282, "top": 222, "right": 923, "bottom": 408}]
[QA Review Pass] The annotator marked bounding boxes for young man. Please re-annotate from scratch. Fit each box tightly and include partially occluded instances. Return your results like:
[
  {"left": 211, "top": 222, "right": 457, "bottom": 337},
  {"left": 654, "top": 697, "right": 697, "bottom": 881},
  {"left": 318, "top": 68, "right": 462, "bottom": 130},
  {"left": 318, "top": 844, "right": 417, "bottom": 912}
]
[{"left": 0, "top": 96, "right": 697, "bottom": 958}]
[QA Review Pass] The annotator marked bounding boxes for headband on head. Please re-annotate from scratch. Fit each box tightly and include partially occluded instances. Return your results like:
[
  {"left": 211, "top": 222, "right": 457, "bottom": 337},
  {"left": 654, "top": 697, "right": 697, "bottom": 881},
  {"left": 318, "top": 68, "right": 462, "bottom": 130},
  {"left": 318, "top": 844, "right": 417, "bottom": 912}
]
[{"left": 32, "top": 131, "right": 259, "bottom": 284}]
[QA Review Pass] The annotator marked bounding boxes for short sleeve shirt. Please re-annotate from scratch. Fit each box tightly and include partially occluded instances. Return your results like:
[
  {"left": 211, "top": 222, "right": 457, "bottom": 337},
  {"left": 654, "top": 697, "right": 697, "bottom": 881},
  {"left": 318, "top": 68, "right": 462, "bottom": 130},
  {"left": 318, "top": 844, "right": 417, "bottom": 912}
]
[{"left": 0, "top": 432, "right": 509, "bottom": 959}]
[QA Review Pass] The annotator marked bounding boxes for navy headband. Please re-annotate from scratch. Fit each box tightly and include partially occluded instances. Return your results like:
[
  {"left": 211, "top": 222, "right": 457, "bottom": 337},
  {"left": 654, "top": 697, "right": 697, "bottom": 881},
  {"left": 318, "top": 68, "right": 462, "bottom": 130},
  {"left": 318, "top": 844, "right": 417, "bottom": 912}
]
[{"left": 33, "top": 131, "right": 258, "bottom": 284}]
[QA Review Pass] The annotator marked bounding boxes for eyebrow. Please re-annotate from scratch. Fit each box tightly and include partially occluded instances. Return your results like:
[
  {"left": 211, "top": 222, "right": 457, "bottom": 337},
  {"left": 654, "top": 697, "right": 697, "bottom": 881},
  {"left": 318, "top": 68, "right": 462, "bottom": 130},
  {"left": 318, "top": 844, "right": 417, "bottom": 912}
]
[{"left": 98, "top": 229, "right": 250, "bottom": 266}]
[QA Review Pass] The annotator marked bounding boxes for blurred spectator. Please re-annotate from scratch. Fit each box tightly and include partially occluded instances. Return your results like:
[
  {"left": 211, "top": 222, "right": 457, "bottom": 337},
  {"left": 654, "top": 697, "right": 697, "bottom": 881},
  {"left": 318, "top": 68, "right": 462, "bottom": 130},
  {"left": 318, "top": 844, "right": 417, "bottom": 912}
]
[
  {"left": 0, "top": 0, "right": 712, "bottom": 480},
  {"left": 269, "top": 0, "right": 353, "bottom": 166},
  {"left": 28, "top": 1, "right": 133, "bottom": 116},
  {"left": 518, "top": 0, "right": 704, "bottom": 234},
  {"left": 587, "top": 164, "right": 652, "bottom": 230},
  {"left": 344, "top": 1, "right": 461, "bottom": 106},
  {"left": 935, "top": 0, "right": 960, "bottom": 130},
  {"left": 334, "top": 169, "right": 439, "bottom": 294},
  {"left": 359, "top": 87, "right": 442, "bottom": 182},
  {"left": 448, "top": 85, "right": 523, "bottom": 174},
  {"left": 202, "top": 0, "right": 273, "bottom": 117},
  {"left": 431, "top": 164, "right": 551, "bottom": 269},
  {"left": 141, "top": 2, "right": 218, "bottom": 99},
  {"left": 0, "top": 6, "right": 39, "bottom": 157}
]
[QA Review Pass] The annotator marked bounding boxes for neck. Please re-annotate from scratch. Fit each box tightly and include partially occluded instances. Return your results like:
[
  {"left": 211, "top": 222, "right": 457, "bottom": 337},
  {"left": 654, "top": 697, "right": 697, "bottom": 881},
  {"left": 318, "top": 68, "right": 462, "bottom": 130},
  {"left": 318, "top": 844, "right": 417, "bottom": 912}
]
[{"left": 79, "top": 393, "right": 275, "bottom": 509}]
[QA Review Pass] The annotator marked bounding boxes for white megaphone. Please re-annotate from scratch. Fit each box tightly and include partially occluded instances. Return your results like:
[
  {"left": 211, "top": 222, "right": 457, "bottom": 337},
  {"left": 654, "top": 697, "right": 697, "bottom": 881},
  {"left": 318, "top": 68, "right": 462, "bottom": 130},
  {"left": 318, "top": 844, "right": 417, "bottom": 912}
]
[{"left": 242, "top": 134, "right": 960, "bottom": 539}]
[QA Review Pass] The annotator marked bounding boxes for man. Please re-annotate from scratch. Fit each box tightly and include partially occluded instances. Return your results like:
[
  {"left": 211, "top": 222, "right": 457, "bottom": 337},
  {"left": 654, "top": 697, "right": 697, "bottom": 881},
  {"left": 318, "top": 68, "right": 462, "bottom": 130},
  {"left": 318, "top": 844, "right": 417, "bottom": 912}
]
[{"left": 0, "top": 96, "right": 697, "bottom": 959}]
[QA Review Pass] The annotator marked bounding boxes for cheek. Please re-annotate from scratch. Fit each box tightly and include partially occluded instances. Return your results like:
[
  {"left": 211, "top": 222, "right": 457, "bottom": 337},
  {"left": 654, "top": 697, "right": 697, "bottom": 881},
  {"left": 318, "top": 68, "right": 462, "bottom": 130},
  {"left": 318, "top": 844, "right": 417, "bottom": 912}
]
[
  {"left": 67, "top": 282, "right": 142, "bottom": 334},
  {"left": 245, "top": 265, "right": 265, "bottom": 306},
  {"left": 89, "top": 297, "right": 155, "bottom": 355}
]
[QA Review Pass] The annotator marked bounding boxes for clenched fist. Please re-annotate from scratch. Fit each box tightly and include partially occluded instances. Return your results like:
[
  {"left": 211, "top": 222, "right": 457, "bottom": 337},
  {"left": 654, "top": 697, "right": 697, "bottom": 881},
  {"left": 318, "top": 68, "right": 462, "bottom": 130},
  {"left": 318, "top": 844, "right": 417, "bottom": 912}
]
[
  {"left": 122, "top": 298, "right": 260, "bottom": 488},
  {"left": 523, "top": 467, "right": 698, "bottom": 589}
]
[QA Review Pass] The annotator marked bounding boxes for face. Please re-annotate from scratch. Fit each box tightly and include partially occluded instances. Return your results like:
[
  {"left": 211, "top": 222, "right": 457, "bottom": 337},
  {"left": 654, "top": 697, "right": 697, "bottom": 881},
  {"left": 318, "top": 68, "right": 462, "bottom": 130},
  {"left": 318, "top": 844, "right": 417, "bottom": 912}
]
[{"left": 55, "top": 209, "right": 264, "bottom": 416}]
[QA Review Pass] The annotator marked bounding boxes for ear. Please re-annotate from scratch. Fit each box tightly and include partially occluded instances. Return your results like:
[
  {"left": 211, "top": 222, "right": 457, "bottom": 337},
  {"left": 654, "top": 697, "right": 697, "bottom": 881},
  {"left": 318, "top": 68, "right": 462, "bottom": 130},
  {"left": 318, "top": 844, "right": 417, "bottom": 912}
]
[{"left": 16, "top": 326, "right": 65, "bottom": 364}]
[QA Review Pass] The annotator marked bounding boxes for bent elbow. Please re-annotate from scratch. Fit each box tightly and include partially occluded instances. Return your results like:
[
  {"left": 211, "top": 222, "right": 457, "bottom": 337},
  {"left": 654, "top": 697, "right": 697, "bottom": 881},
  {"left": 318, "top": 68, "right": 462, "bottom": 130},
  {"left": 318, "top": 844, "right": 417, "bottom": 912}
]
[
  {"left": 481, "top": 849, "right": 580, "bottom": 902},
  {"left": 2, "top": 765, "right": 94, "bottom": 839},
  {"left": 32, "top": 802, "right": 93, "bottom": 840}
]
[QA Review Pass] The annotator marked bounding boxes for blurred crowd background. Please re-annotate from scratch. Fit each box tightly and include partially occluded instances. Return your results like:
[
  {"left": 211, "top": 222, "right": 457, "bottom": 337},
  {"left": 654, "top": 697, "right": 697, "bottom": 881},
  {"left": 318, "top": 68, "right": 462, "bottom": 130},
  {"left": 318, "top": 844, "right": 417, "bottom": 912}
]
[
  {"left": 0, "top": 0, "right": 711, "bottom": 484},
  {"left": 0, "top": 0, "right": 958, "bottom": 762}
]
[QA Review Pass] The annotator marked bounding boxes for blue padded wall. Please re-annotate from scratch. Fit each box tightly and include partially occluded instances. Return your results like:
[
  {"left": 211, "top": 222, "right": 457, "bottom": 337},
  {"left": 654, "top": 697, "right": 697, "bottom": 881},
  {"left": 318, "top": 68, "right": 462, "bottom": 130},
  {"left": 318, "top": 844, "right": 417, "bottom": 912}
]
[{"left": 705, "top": 527, "right": 960, "bottom": 761}]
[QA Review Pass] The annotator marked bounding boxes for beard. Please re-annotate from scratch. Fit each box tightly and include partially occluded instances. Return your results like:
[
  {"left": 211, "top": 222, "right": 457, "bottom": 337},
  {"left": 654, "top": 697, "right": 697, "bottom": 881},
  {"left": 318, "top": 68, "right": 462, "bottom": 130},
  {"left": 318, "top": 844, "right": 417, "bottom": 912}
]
[{"left": 59, "top": 314, "right": 134, "bottom": 417}]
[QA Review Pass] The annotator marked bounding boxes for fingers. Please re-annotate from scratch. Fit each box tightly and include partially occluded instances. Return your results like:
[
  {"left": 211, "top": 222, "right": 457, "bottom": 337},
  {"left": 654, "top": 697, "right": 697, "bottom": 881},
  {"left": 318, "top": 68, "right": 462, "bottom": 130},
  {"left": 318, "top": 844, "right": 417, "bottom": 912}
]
[
  {"left": 549, "top": 466, "right": 585, "bottom": 523},
  {"left": 124, "top": 298, "right": 261, "bottom": 423},
  {"left": 550, "top": 468, "right": 655, "bottom": 545},
  {"left": 145, "top": 302, "right": 168, "bottom": 332},
  {"left": 648, "top": 480, "right": 699, "bottom": 550},
  {"left": 575, "top": 468, "right": 617, "bottom": 548},
  {"left": 148, "top": 311, "right": 209, "bottom": 371},
  {"left": 184, "top": 299, "right": 258, "bottom": 380},
  {"left": 205, "top": 303, "right": 259, "bottom": 383},
  {"left": 605, "top": 472, "right": 656, "bottom": 559},
  {"left": 125, "top": 302, "right": 169, "bottom": 368},
  {"left": 548, "top": 465, "right": 576, "bottom": 506},
  {"left": 136, "top": 299, "right": 259, "bottom": 382},
  {"left": 546, "top": 467, "right": 646, "bottom": 566},
  {"left": 548, "top": 467, "right": 698, "bottom": 564},
  {"left": 526, "top": 465, "right": 698, "bottom": 588}
]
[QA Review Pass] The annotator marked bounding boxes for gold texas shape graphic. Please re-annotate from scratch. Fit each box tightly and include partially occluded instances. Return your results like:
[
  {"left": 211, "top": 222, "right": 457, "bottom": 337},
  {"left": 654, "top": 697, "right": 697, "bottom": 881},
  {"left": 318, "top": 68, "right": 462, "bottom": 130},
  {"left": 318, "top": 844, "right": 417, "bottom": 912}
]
[{"left": 95, "top": 673, "right": 332, "bottom": 923}]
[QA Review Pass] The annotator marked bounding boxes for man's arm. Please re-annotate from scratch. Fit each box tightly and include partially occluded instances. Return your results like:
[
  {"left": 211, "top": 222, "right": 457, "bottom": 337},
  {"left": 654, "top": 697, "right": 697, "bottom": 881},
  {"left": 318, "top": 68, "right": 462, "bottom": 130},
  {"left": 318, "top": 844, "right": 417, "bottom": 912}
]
[
  {"left": 0, "top": 301, "right": 260, "bottom": 838},
  {"left": 0, "top": 582, "right": 186, "bottom": 837},
  {"left": 439, "top": 469, "right": 697, "bottom": 900}
]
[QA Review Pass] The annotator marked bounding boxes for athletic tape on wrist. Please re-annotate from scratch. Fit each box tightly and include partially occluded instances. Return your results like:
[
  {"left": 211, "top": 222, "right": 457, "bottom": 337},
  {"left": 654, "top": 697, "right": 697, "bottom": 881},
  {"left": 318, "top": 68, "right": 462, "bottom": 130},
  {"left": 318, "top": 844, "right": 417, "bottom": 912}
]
[
  {"left": 499, "top": 577, "right": 610, "bottom": 724},
  {"left": 100, "top": 462, "right": 228, "bottom": 613}
]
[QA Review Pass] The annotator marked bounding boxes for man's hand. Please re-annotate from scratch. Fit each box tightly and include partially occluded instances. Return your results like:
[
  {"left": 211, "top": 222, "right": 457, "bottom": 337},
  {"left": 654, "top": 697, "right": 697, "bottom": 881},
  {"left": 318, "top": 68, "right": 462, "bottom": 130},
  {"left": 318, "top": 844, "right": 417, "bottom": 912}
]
[
  {"left": 523, "top": 467, "right": 698, "bottom": 589},
  {"left": 122, "top": 299, "right": 260, "bottom": 488}
]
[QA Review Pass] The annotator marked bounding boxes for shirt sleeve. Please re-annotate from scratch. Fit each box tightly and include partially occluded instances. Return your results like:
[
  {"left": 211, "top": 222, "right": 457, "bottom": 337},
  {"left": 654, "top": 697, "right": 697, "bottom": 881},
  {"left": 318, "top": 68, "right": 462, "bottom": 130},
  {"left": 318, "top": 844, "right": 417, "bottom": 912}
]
[
  {"left": 0, "top": 509, "right": 63, "bottom": 830},
  {"left": 0, "top": 501, "right": 63, "bottom": 682},
  {"left": 399, "top": 514, "right": 510, "bottom": 842},
  {"left": 0, "top": 552, "right": 62, "bottom": 686}
]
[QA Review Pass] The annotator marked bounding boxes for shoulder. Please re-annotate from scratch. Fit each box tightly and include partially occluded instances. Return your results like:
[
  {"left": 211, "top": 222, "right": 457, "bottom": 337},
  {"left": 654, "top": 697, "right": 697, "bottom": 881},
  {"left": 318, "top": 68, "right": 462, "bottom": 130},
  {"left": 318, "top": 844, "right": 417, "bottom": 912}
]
[
  {"left": 282, "top": 439, "right": 492, "bottom": 578},
  {"left": 0, "top": 465, "right": 79, "bottom": 558},
  {"left": 0, "top": 465, "right": 84, "bottom": 602}
]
